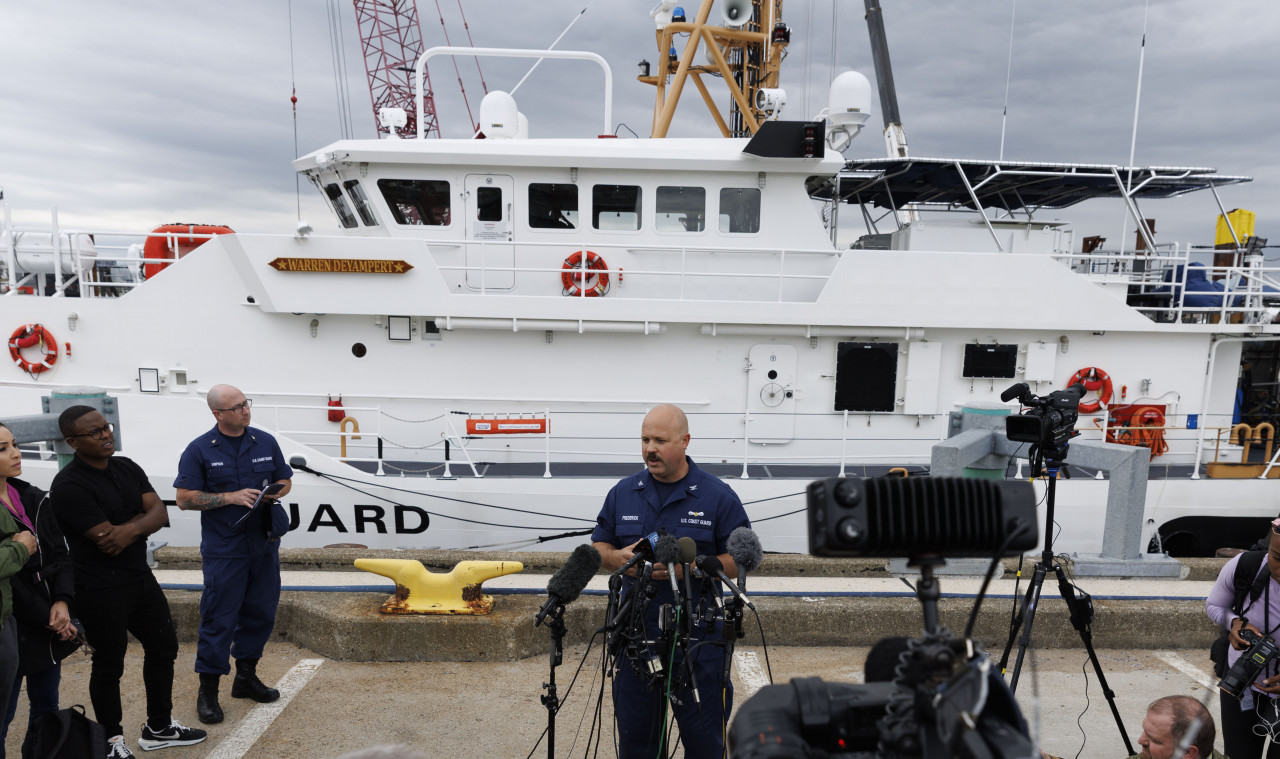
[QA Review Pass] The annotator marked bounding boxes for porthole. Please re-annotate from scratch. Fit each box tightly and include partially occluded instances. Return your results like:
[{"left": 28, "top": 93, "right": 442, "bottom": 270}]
[{"left": 352, "top": 343, "right": 367, "bottom": 358}]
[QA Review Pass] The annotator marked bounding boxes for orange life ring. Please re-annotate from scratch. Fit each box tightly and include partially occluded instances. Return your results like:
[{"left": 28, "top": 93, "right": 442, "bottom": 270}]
[
  {"left": 142, "top": 224, "right": 235, "bottom": 280},
  {"left": 561, "top": 250, "right": 610, "bottom": 297},
  {"left": 8, "top": 324, "right": 58, "bottom": 374},
  {"left": 1069, "top": 366, "right": 1113, "bottom": 414}
]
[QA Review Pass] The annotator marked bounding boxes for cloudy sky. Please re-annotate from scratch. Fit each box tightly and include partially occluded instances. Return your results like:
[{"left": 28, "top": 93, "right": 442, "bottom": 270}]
[{"left": 1, "top": 0, "right": 1275, "bottom": 247}]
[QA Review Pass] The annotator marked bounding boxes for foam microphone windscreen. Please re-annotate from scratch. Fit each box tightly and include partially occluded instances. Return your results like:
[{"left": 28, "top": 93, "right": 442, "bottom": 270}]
[
  {"left": 677, "top": 537, "right": 697, "bottom": 565},
  {"left": 697, "top": 555, "right": 725, "bottom": 576},
  {"left": 726, "top": 527, "right": 763, "bottom": 572},
  {"left": 546, "top": 544, "right": 602, "bottom": 605},
  {"left": 654, "top": 534, "right": 681, "bottom": 567}
]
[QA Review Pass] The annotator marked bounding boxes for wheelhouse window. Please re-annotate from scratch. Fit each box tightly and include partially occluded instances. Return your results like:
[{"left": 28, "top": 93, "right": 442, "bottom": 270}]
[
  {"left": 377, "top": 179, "right": 451, "bottom": 226},
  {"left": 343, "top": 180, "right": 379, "bottom": 226},
  {"left": 528, "top": 183, "right": 578, "bottom": 229},
  {"left": 719, "top": 187, "right": 761, "bottom": 233},
  {"left": 324, "top": 183, "right": 358, "bottom": 229},
  {"left": 593, "top": 185, "right": 642, "bottom": 231},
  {"left": 656, "top": 186, "right": 706, "bottom": 232}
]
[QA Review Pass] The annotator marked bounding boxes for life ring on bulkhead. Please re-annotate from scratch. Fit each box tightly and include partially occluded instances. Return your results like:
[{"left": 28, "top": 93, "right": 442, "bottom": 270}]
[
  {"left": 8, "top": 324, "right": 58, "bottom": 374},
  {"left": 560, "top": 250, "right": 610, "bottom": 297},
  {"left": 1069, "top": 366, "right": 1113, "bottom": 414},
  {"left": 142, "top": 224, "right": 235, "bottom": 280}
]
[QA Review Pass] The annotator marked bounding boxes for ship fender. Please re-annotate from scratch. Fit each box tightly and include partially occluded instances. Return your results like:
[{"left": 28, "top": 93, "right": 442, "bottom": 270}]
[
  {"left": 1069, "top": 366, "right": 1113, "bottom": 414},
  {"left": 7, "top": 323, "right": 58, "bottom": 374},
  {"left": 560, "top": 250, "right": 610, "bottom": 297}
]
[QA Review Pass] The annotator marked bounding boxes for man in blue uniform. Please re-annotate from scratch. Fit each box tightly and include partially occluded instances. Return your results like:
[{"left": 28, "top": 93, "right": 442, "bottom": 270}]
[
  {"left": 174, "top": 385, "right": 292, "bottom": 725},
  {"left": 592, "top": 404, "right": 750, "bottom": 759}
]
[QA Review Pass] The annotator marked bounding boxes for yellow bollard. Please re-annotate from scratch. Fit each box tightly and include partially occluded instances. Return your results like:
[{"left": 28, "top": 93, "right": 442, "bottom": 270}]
[{"left": 354, "top": 558, "right": 523, "bottom": 615}]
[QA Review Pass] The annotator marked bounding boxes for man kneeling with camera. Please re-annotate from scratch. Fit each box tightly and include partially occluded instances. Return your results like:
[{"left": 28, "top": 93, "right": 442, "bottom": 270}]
[{"left": 1207, "top": 518, "right": 1280, "bottom": 758}]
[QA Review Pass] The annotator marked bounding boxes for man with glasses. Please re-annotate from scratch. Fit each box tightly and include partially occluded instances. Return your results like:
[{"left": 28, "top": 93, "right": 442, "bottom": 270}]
[
  {"left": 51, "top": 406, "right": 206, "bottom": 757},
  {"left": 174, "top": 385, "right": 292, "bottom": 726}
]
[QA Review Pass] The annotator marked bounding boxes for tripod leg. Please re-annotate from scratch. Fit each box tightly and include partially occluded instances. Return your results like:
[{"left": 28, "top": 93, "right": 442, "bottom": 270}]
[
  {"left": 1005, "top": 562, "right": 1049, "bottom": 693},
  {"left": 997, "top": 562, "right": 1041, "bottom": 673},
  {"left": 1054, "top": 565, "right": 1134, "bottom": 756}
]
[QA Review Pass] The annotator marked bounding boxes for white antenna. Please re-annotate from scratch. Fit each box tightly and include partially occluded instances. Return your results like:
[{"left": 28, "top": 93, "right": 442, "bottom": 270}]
[
  {"left": 1118, "top": 0, "right": 1152, "bottom": 257},
  {"left": 998, "top": 0, "right": 1017, "bottom": 160},
  {"left": 510, "top": 0, "right": 597, "bottom": 97}
]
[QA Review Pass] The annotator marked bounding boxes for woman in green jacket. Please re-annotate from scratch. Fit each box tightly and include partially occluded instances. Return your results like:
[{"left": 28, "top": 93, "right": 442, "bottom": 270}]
[{"left": 0, "top": 424, "right": 40, "bottom": 737}]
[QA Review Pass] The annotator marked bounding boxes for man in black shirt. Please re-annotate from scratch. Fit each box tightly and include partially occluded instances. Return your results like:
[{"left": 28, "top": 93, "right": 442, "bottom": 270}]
[{"left": 51, "top": 406, "right": 205, "bottom": 759}]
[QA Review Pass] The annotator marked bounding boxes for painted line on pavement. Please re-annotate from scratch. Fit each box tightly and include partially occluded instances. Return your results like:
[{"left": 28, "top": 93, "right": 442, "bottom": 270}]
[
  {"left": 204, "top": 658, "right": 325, "bottom": 759},
  {"left": 1155, "top": 650, "right": 1220, "bottom": 711},
  {"left": 734, "top": 651, "right": 770, "bottom": 698}
]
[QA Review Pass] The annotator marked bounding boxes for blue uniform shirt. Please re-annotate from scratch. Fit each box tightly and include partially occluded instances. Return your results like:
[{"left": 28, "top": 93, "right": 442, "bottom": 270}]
[
  {"left": 174, "top": 425, "right": 293, "bottom": 558},
  {"left": 593, "top": 457, "right": 749, "bottom": 613}
]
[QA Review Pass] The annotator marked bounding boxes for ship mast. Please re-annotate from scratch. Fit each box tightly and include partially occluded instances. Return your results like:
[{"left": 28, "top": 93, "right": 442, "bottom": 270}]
[{"left": 639, "top": 0, "right": 789, "bottom": 138}]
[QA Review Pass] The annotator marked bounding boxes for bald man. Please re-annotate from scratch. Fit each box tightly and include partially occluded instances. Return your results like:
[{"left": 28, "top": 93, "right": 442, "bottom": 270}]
[
  {"left": 592, "top": 404, "right": 750, "bottom": 759},
  {"left": 174, "top": 385, "right": 292, "bottom": 725}
]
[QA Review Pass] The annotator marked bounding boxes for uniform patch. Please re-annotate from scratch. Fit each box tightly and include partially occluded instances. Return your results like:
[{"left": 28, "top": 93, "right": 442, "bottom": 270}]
[
  {"left": 688, "top": 511, "right": 704, "bottom": 517},
  {"left": 209, "top": 461, "right": 224, "bottom": 467},
  {"left": 621, "top": 515, "right": 640, "bottom": 521}
]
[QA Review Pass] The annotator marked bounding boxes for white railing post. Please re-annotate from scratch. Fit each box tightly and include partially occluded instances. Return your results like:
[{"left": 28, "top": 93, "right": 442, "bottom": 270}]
[
  {"left": 741, "top": 412, "right": 751, "bottom": 479},
  {"left": 838, "top": 410, "right": 848, "bottom": 478},
  {"left": 543, "top": 408, "right": 552, "bottom": 478}
]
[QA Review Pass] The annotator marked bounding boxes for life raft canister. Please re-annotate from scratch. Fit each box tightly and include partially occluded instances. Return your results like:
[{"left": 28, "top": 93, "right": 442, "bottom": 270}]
[
  {"left": 1069, "top": 366, "right": 1113, "bottom": 414},
  {"left": 8, "top": 324, "right": 58, "bottom": 374},
  {"left": 142, "top": 224, "right": 235, "bottom": 280},
  {"left": 560, "top": 250, "right": 610, "bottom": 297}
]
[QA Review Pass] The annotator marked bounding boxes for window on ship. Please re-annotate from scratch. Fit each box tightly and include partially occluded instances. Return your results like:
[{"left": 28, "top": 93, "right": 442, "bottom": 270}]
[
  {"left": 593, "top": 185, "right": 642, "bottom": 231},
  {"left": 324, "top": 183, "right": 359, "bottom": 229},
  {"left": 656, "top": 186, "right": 706, "bottom": 232},
  {"left": 528, "top": 183, "right": 578, "bottom": 229},
  {"left": 377, "top": 179, "right": 452, "bottom": 226},
  {"left": 343, "top": 180, "right": 379, "bottom": 226},
  {"left": 719, "top": 188, "right": 761, "bottom": 233}
]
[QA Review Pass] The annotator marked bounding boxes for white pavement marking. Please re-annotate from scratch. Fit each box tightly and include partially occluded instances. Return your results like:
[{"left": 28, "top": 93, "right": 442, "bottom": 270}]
[
  {"left": 734, "top": 651, "right": 770, "bottom": 698},
  {"left": 204, "top": 658, "right": 325, "bottom": 759},
  {"left": 1155, "top": 651, "right": 1220, "bottom": 709}
]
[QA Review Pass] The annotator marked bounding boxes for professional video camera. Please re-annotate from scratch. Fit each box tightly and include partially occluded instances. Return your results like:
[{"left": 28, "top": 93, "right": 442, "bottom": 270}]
[
  {"left": 1001, "top": 381, "right": 1085, "bottom": 455},
  {"left": 729, "top": 477, "right": 1039, "bottom": 759},
  {"left": 1218, "top": 623, "right": 1280, "bottom": 701}
]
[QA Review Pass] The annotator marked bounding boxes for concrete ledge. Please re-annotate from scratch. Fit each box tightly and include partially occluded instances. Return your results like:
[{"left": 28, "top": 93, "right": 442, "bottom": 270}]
[{"left": 162, "top": 589, "right": 1223, "bottom": 663}]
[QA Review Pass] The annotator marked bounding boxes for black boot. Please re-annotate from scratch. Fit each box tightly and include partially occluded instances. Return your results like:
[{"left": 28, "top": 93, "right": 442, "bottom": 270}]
[
  {"left": 231, "top": 658, "right": 280, "bottom": 703},
  {"left": 197, "top": 673, "right": 223, "bottom": 724}
]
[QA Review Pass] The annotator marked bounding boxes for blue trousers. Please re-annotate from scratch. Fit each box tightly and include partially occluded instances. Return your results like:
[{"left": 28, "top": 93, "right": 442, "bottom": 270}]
[
  {"left": 1, "top": 663, "right": 60, "bottom": 758},
  {"left": 196, "top": 548, "right": 281, "bottom": 675},
  {"left": 613, "top": 638, "right": 732, "bottom": 759}
]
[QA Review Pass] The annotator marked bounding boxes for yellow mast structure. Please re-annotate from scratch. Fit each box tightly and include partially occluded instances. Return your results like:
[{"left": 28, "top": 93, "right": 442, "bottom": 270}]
[{"left": 639, "top": 0, "right": 789, "bottom": 138}]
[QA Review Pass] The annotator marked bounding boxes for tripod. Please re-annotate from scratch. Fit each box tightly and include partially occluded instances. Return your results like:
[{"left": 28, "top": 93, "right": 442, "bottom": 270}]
[
  {"left": 539, "top": 602, "right": 568, "bottom": 759},
  {"left": 996, "top": 450, "right": 1134, "bottom": 756}
]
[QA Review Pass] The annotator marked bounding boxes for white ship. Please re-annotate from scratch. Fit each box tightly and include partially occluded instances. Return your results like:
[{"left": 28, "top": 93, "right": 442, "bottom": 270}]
[{"left": 1, "top": 2, "right": 1274, "bottom": 563}]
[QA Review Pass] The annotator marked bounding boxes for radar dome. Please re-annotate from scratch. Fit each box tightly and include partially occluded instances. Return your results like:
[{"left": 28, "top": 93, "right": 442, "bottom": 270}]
[
  {"left": 825, "top": 71, "right": 872, "bottom": 151},
  {"left": 479, "top": 91, "right": 519, "bottom": 139}
]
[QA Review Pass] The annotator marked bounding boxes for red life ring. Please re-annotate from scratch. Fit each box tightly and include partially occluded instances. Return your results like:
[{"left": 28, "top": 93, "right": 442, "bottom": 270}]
[
  {"left": 8, "top": 324, "right": 58, "bottom": 374},
  {"left": 560, "top": 250, "right": 610, "bottom": 297},
  {"left": 1068, "top": 366, "right": 1113, "bottom": 414}
]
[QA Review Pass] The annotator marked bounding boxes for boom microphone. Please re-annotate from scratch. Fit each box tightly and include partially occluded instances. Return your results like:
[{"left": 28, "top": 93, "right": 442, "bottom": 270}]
[
  {"left": 535, "top": 544, "right": 602, "bottom": 627},
  {"left": 697, "top": 555, "right": 755, "bottom": 610},
  {"left": 726, "top": 527, "right": 763, "bottom": 574},
  {"left": 614, "top": 530, "right": 660, "bottom": 575}
]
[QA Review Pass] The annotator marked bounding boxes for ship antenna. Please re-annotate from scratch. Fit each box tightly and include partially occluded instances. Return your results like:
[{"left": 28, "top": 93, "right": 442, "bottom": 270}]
[
  {"left": 1118, "top": 0, "right": 1152, "bottom": 256},
  {"left": 998, "top": 0, "right": 1017, "bottom": 161},
  {"left": 510, "top": 0, "right": 598, "bottom": 98},
  {"left": 288, "top": 0, "right": 301, "bottom": 220}
]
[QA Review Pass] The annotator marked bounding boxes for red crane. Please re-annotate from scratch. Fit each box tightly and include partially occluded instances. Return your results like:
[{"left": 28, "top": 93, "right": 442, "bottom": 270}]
[{"left": 350, "top": 0, "right": 484, "bottom": 138}]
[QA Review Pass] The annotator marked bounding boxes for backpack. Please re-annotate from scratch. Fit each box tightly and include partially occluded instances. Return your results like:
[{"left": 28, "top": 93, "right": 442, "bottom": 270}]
[
  {"left": 21, "top": 704, "right": 107, "bottom": 759},
  {"left": 1210, "top": 549, "right": 1269, "bottom": 678}
]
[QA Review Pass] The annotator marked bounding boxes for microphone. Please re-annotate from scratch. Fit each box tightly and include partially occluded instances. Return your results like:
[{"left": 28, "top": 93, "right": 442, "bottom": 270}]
[
  {"left": 697, "top": 555, "right": 754, "bottom": 610},
  {"left": 726, "top": 527, "right": 763, "bottom": 574},
  {"left": 654, "top": 534, "right": 682, "bottom": 602},
  {"left": 614, "top": 530, "right": 660, "bottom": 575},
  {"left": 535, "top": 544, "right": 602, "bottom": 627},
  {"left": 677, "top": 536, "right": 697, "bottom": 633}
]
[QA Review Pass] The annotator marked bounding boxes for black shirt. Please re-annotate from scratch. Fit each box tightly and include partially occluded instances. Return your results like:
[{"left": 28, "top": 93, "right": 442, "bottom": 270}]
[{"left": 50, "top": 455, "right": 154, "bottom": 590}]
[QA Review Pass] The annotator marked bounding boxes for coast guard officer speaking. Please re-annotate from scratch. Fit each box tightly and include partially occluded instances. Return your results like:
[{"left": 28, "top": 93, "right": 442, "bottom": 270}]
[
  {"left": 175, "top": 384, "right": 292, "bottom": 725},
  {"left": 592, "top": 404, "right": 750, "bottom": 759}
]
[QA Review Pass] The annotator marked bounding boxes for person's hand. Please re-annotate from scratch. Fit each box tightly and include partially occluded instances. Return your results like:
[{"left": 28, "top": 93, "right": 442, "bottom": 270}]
[
  {"left": 1231, "top": 618, "right": 1262, "bottom": 650},
  {"left": 1256, "top": 672, "right": 1280, "bottom": 696},
  {"left": 12, "top": 531, "right": 37, "bottom": 555},
  {"left": 47, "top": 601, "right": 76, "bottom": 641},
  {"left": 94, "top": 523, "right": 138, "bottom": 556},
  {"left": 227, "top": 488, "right": 262, "bottom": 508}
]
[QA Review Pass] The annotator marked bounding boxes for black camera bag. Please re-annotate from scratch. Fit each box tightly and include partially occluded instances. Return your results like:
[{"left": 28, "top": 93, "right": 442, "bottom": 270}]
[
  {"left": 1211, "top": 549, "right": 1268, "bottom": 677},
  {"left": 21, "top": 704, "right": 106, "bottom": 759}
]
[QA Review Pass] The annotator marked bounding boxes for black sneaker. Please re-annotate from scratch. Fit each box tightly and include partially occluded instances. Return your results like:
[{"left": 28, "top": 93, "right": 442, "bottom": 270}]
[{"left": 137, "top": 719, "right": 207, "bottom": 751}]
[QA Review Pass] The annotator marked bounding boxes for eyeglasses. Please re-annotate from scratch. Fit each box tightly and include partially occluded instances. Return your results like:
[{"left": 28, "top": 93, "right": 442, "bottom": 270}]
[
  {"left": 214, "top": 399, "right": 253, "bottom": 414},
  {"left": 70, "top": 423, "right": 114, "bottom": 440}
]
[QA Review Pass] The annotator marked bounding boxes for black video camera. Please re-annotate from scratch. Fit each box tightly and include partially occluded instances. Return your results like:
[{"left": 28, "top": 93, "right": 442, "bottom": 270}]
[
  {"left": 1002, "top": 382, "right": 1084, "bottom": 455},
  {"left": 1218, "top": 625, "right": 1280, "bottom": 701}
]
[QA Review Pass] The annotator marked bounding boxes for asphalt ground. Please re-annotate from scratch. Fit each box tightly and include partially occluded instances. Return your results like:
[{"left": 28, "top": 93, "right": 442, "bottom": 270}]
[{"left": 3, "top": 641, "right": 1229, "bottom": 759}]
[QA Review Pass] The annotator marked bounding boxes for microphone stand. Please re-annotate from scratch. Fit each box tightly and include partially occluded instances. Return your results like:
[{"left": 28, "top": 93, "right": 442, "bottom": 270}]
[{"left": 539, "top": 600, "right": 568, "bottom": 759}]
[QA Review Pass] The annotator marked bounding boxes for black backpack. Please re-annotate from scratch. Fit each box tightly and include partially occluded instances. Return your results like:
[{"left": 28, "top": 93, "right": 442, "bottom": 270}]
[
  {"left": 1210, "top": 549, "right": 1269, "bottom": 678},
  {"left": 21, "top": 705, "right": 107, "bottom": 759}
]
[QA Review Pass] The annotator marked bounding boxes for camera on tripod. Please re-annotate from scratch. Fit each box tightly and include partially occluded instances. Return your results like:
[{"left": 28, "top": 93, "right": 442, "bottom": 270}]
[
  {"left": 1218, "top": 624, "right": 1280, "bottom": 701},
  {"left": 1002, "top": 382, "right": 1085, "bottom": 452}
]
